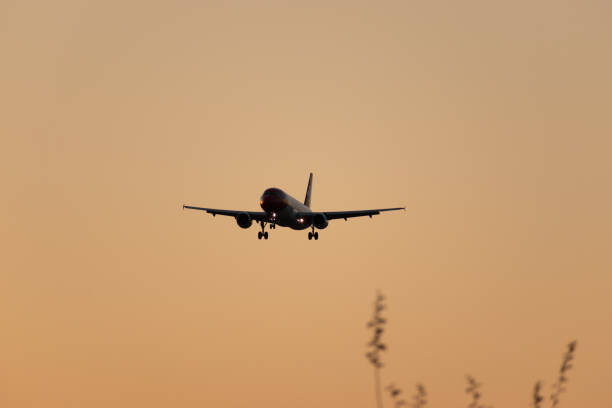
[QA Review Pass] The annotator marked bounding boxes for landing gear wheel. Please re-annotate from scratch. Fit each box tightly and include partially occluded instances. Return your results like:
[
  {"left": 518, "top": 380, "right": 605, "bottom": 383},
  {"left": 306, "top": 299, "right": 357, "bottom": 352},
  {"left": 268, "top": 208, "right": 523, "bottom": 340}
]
[
  {"left": 308, "top": 232, "right": 313, "bottom": 240},
  {"left": 314, "top": 232, "right": 319, "bottom": 240},
  {"left": 258, "top": 221, "right": 267, "bottom": 240}
]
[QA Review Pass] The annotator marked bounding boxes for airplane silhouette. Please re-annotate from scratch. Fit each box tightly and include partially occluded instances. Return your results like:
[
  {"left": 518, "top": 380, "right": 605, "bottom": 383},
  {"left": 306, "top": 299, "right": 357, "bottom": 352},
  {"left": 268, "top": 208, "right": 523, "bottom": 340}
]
[{"left": 183, "top": 173, "right": 404, "bottom": 240}]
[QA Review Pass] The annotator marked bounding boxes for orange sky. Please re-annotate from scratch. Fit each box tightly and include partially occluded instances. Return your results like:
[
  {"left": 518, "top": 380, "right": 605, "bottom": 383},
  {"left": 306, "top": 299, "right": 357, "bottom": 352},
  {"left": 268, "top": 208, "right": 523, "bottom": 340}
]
[{"left": 2, "top": 1, "right": 611, "bottom": 407}]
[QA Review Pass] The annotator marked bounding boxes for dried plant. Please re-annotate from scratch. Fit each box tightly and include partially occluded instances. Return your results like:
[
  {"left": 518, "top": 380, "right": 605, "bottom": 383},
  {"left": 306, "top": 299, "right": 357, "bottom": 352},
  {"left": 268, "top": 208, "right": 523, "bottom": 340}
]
[
  {"left": 550, "top": 340, "right": 577, "bottom": 407},
  {"left": 386, "top": 383, "right": 427, "bottom": 408},
  {"left": 465, "top": 375, "right": 492, "bottom": 408},
  {"left": 366, "top": 291, "right": 387, "bottom": 408},
  {"left": 532, "top": 381, "right": 544, "bottom": 408},
  {"left": 530, "top": 341, "right": 578, "bottom": 408},
  {"left": 386, "top": 383, "right": 406, "bottom": 408},
  {"left": 411, "top": 383, "right": 427, "bottom": 408},
  {"left": 362, "top": 294, "right": 578, "bottom": 408}
]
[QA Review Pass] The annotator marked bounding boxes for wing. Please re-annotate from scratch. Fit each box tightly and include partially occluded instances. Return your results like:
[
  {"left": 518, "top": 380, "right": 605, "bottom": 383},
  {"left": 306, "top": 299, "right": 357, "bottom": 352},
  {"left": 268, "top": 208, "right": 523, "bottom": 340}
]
[
  {"left": 182, "top": 205, "right": 267, "bottom": 222},
  {"left": 302, "top": 207, "right": 405, "bottom": 221}
]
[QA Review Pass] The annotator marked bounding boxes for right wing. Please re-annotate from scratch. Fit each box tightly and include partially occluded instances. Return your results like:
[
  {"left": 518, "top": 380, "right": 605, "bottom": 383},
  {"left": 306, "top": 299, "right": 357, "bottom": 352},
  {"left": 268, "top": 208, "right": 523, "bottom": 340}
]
[
  {"left": 322, "top": 207, "right": 405, "bottom": 221},
  {"left": 182, "top": 205, "right": 267, "bottom": 222}
]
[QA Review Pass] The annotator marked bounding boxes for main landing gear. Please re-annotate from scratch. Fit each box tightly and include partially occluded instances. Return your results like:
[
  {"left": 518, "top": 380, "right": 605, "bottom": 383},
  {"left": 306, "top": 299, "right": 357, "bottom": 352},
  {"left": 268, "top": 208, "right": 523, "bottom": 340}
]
[
  {"left": 308, "top": 225, "right": 319, "bottom": 240},
  {"left": 257, "top": 221, "right": 269, "bottom": 240}
]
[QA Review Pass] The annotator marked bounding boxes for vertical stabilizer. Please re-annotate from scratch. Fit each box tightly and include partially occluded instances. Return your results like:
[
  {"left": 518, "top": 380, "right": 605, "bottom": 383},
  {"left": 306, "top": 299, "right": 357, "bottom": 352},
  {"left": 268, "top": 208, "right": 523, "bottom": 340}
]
[{"left": 304, "top": 173, "right": 313, "bottom": 208}]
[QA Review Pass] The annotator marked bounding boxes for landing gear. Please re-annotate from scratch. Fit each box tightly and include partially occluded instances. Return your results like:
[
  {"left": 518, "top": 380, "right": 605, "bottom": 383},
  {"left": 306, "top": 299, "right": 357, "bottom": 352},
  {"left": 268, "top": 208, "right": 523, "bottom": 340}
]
[
  {"left": 308, "top": 226, "right": 319, "bottom": 240},
  {"left": 258, "top": 221, "right": 269, "bottom": 240}
]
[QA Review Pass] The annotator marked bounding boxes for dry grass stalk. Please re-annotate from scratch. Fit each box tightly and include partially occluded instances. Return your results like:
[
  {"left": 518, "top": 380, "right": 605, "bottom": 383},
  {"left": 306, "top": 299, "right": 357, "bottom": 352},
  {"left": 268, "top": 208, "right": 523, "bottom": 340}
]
[
  {"left": 531, "top": 340, "right": 578, "bottom": 408},
  {"left": 532, "top": 381, "right": 544, "bottom": 408},
  {"left": 550, "top": 340, "right": 577, "bottom": 408},
  {"left": 411, "top": 384, "right": 427, "bottom": 408},
  {"left": 386, "top": 383, "right": 405, "bottom": 408},
  {"left": 465, "top": 375, "right": 492, "bottom": 408},
  {"left": 366, "top": 292, "right": 387, "bottom": 408},
  {"left": 386, "top": 383, "right": 427, "bottom": 408}
]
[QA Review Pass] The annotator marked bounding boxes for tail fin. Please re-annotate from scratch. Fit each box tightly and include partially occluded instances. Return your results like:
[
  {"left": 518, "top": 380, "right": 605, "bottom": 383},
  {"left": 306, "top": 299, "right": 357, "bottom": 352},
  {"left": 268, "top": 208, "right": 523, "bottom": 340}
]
[{"left": 304, "top": 173, "right": 313, "bottom": 208}]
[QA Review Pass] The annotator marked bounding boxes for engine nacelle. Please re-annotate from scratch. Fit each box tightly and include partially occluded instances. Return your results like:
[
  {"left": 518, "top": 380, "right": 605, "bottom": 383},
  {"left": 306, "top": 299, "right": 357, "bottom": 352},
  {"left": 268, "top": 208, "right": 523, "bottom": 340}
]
[
  {"left": 313, "top": 213, "right": 328, "bottom": 229},
  {"left": 235, "top": 212, "right": 253, "bottom": 229}
]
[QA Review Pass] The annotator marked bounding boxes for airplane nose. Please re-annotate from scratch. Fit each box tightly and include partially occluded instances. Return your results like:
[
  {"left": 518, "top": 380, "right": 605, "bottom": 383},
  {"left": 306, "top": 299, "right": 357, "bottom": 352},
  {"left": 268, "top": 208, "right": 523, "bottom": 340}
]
[{"left": 260, "top": 193, "right": 287, "bottom": 213}]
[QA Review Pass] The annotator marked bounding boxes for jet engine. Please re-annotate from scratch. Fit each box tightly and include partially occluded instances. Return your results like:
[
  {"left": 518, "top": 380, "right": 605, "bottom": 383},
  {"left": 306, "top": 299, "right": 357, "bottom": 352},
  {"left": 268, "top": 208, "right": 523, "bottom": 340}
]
[
  {"left": 313, "top": 213, "right": 328, "bottom": 229},
  {"left": 235, "top": 212, "right": 253, "bottom": 229}
]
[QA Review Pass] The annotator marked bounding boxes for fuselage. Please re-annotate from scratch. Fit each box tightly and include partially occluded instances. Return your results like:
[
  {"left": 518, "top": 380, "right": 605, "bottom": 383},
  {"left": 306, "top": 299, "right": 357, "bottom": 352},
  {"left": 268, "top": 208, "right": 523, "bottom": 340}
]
[{"left": 260, "top": 188, "right": 311, "bottom": 230}]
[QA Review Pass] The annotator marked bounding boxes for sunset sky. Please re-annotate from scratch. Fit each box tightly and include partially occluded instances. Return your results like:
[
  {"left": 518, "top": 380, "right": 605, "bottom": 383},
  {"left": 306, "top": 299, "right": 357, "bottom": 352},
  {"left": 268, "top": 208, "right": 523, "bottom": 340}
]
[{"left": 2, "top": 1, "right": 611, "bottom": 407}]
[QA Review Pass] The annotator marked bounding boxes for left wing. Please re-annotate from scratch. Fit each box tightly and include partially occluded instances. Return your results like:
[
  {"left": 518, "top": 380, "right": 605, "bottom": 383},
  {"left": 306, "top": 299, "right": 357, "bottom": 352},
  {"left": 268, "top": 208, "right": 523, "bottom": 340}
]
[
  {"left": 301, "top": 207, "right": 405, "bottom": 221},
  {"left": 182, "top": 205, "right": 267, "bottom": 222}
]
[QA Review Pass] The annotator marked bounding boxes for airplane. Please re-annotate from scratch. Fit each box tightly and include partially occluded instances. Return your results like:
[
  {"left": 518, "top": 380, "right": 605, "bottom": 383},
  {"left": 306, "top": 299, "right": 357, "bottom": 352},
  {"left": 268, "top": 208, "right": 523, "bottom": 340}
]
[{"left": 182, "top": 173, "right": 404, "bottom": 240}]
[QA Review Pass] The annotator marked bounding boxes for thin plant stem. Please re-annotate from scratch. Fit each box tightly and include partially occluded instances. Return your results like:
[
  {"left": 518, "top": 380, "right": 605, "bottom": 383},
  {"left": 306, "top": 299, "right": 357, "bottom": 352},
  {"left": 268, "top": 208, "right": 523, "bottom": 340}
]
[
  {"left": 374, "top": 365, "right": 384, "bottom": 408},
  {"left": 366, "top": 291, "right": 387, "bottom": 408}
]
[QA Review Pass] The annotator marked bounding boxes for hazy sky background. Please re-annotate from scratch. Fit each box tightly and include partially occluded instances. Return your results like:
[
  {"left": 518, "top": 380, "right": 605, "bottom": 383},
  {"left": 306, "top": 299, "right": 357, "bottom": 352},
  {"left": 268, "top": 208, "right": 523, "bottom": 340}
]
[{"left": 2, "top": 1, "right": 611, "bottom": 407}]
